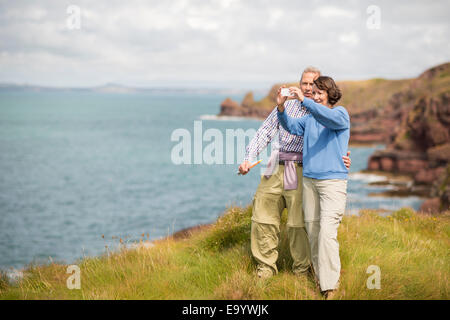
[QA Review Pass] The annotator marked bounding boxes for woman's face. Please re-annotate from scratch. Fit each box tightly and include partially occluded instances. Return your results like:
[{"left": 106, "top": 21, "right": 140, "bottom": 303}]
[{"left": 312, "top": 84, "right": 329, "bottom": 106}]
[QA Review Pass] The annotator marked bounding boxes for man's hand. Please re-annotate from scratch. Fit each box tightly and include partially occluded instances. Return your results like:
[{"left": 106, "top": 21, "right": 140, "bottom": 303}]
[
  {"left": 276, "top": 86, "right": 288, "bottom": 112},
  {"left": 238, "top": 160, "right": 251, "bottom": 175},
  {"left": 289, "top": 86, "right": 304, "bottom": 102},
  {"left": 342, "top": 151, "right": 351, "bottom": 170}
]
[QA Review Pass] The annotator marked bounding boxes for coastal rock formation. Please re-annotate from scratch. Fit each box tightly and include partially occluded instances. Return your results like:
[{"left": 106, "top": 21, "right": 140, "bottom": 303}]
[
  {"left": 419, "top": 165, "right": 450, "bottom": 213},
  {"left": 219, "top": 98, "right": 242, "bottom": 116},
  {"left": 367, "top": 63, "right": 450, "bottom": 211},
  {"left": 218, "top": 85, "right": 279, "bottom": 119},
  {"left": 219, "top": 95, "right": 272, "bottom": 118}
]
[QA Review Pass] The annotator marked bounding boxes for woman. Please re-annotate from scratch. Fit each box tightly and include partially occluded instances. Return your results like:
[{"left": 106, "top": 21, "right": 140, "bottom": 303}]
[{"left": 276, "top": 76, "right": 350, "bottom": 299}]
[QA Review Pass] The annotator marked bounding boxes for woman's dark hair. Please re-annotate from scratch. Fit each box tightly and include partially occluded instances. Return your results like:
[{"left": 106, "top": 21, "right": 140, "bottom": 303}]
[{"left": 313, "top": 76, "right": 342, "bottom": 105}]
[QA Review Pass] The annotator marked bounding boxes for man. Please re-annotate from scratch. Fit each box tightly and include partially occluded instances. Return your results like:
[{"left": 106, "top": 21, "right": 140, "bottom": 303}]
[{"left": 238, "top": 67, "right": 351, "bottom": 279}]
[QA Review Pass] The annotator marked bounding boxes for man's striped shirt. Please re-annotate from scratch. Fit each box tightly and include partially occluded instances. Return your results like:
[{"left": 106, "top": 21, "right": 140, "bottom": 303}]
[{"left": 244, "top": 99, "right": 309, "bottom": 162}]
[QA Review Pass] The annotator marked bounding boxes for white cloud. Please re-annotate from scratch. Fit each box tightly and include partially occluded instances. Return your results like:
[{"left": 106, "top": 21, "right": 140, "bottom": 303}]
[
  {"left": 4, "top": 5, "right": 47, "bottom": 21},
  {"left": 186, "top": 16, "right": 219, "bottom": 31},
  {"left": 315, "top": 6, "right": 357, "bottom": 19},
  {"left": 0, "top": 0, "right": 448, "bottom": 88},
  {"left": 267, "top": 8, "right": 285, "bottom": 28},
  {"left": 339, "top": 32, "right": 359, "bottom": 46}
]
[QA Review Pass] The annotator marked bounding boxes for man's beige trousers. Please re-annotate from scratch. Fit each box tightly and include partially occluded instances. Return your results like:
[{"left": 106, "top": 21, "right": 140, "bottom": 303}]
[
  {"left": 250, "top": 164, "right": 310, "bottom": 275},
  {"left": 303, "top": 177, "right": 348, "bottom": 291}
]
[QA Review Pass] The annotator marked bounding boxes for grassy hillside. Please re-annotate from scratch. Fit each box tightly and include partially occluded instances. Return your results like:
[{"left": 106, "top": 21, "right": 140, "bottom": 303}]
[
  {"left": 1, "top": 206, "right": 449, "bottom": 300},
  {"left": 337, "top": 78, "right": 413, "bottom": 113}
]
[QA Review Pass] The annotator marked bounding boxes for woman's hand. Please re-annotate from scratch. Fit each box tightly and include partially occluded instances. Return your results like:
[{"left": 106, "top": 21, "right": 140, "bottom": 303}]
[
  {"left": 276, "top": 85, "right": 287, "bottom": 112},
  {"left": 343, "top": 150, "right": 351, "bottom": 170},
  {"left": 289, "top": 87, "right": 304, "bottom": 102}
]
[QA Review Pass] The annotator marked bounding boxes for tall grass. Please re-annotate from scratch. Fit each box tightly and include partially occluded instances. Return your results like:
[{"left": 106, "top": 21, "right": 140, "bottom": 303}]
[{"left": 1, "top": 206, "right": 448, "bottom": 300}]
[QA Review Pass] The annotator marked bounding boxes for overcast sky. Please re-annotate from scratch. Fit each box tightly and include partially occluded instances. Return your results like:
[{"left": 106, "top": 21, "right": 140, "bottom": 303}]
[{"left": 0, "top": 0, "right": 449, "bottom": 89}]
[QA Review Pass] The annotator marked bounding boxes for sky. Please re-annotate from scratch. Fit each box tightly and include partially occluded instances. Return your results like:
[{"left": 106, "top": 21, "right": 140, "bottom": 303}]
[{"left": 0, "top": 0, "right": 449, "bottom": 89}]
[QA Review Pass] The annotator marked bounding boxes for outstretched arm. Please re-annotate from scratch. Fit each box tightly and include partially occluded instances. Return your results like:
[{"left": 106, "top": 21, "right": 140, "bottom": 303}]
[
  {"left": 277, "top": 108, "right": 308, "bottom": 136},
  {"left": 275, "top": 85, "right": 308, "bottom": 136},
  {"left": 301, "top": 98, "right": 350, "bottom": 130}
]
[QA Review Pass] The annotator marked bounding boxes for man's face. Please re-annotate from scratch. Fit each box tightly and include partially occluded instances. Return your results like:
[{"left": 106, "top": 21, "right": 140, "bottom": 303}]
[{"left": 299, "top": 72, "right": 319, "bottom": 98}]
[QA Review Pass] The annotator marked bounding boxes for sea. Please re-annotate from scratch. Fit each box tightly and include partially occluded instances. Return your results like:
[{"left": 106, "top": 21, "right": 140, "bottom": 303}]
[{"left": 0, "top": 91, "right": 424, "bottom": 270}]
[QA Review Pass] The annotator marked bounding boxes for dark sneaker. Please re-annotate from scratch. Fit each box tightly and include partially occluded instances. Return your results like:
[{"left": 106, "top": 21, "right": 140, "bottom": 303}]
[
  {"left": 322, "top": 289, "right": 337, "bottom": 300},
  {"left": 292, "top": 267, "right": 309, "bottom": 277},
  {"left": 256, "top": 265, "right": 274, "bottom": 279},
  {"left": 321, "top": 280, "right": 341, "bottom": 299}
]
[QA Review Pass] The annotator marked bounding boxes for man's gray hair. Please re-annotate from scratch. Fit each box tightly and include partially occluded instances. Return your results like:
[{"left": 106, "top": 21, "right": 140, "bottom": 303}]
[{"left": 301, "top": 66, "right": 321, "bottom": 80}]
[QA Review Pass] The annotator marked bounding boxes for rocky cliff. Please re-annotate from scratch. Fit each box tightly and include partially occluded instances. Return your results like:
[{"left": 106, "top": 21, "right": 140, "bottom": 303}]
[{"left": 367, "top": 63, "right": 450, "bottom": 212}]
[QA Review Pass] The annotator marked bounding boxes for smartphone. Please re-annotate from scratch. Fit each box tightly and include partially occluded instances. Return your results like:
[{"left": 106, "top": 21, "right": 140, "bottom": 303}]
[{"left": 281, "top": 88, "right": 294, "bottom": 97}]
